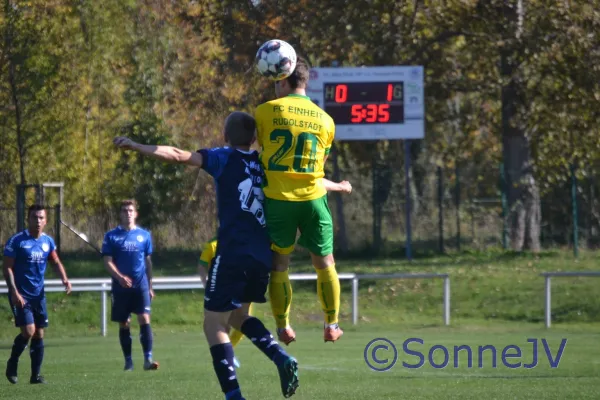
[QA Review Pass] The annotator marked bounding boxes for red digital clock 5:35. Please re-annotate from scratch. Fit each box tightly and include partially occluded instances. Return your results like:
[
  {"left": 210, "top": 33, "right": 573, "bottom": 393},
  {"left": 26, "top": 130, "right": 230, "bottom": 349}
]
[{"left": 323, "top": 82, "right": 404, "bottom": 125}]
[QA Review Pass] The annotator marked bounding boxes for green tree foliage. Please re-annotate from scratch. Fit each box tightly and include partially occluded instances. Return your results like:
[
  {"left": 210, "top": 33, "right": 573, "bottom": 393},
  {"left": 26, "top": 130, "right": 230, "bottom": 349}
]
[{"left": 0, "top": 0, "right": 598, "bottom": 250}]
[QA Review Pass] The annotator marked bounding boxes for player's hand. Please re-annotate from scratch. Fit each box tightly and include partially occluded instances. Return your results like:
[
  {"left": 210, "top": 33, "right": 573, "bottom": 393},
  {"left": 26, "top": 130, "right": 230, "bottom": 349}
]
[
  {"left": 149, "top": 288, "right": 155, "bottom": 301},
  {"left": 63, "top": 279, "right": 72, "bottom": 295},
  {"left": 113, "top": 136, "right": 137, "bottom": 150},
  {"left": 10, "top": 291, "right": 25, "bottom": 309},
  {"left": 118, "top": 275, "right": 133, "bottom": 288},
  {"left": 339, "top": 180, "right": 352, "bottom": 194}
]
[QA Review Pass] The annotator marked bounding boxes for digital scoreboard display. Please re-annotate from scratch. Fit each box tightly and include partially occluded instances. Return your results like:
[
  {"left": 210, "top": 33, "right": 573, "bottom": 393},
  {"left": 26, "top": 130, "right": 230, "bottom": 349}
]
[
  {"left": 323, "top": 82, "right": 404, "bottom": 125},
  {"left": 306, "top": 66, "right": 424, "bottom": 140}
]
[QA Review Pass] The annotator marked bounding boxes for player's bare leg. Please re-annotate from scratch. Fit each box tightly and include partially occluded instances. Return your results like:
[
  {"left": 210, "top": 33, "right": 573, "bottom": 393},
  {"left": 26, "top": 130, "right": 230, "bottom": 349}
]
[
  {"left": 270, "top": 252, "right": 296, "bottom": 345},
  {"left": 227, "top": 303, "right": 253, "bottom": 368},
  {"left": 5, "top": 324, "right": 34, "bottom": 384},
  {"left": 311, "top": 253, "right": 343, "bottom": 343},
  {"left": 138, "top": 313, "right": 158, "bottom": 370}
]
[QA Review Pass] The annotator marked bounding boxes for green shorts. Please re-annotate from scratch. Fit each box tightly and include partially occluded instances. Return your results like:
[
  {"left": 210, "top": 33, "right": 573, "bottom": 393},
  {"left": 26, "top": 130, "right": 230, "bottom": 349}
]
[{"left": 265, "top": 195, "right": 334, "bottom": 256}]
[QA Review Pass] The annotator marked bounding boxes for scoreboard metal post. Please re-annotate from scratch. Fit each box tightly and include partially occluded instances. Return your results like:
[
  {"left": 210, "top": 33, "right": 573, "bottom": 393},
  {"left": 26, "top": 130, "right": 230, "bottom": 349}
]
[{"left": 307, "top": 66, "right": 424, "bottom": 260}]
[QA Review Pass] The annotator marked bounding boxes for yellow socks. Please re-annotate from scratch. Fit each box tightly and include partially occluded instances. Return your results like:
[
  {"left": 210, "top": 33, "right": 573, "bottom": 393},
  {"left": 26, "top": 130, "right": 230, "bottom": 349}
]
[
  {"left": 316, "top": 265, "right": 341, "bottom": 325},
  {"left": 229, "top": 304, "right": 254, "bottom": 347},
  {"left": 229, "top": 328, "right": 244, "bottom": 347},
  {"left": 269, "top": 270, "right": 292, "bottom": 329},
  {"left": 269, "top": 266, "right": 340, "bottom": 328}
]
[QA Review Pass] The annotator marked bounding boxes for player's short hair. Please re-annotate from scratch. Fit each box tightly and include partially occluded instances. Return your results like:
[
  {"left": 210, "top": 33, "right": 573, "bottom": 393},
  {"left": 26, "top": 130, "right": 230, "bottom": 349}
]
[
  {"left": 120, "top": 199, "right": 137, "bottom": 212},
  {"left": 224, "top": 111, "right": 256, "bottom": 146},
  {"left": 27, "top": 204, "right": 46, "bottom": 218},
  {"left": 285, "top": 57, "right": 310, "bottom": 89}
]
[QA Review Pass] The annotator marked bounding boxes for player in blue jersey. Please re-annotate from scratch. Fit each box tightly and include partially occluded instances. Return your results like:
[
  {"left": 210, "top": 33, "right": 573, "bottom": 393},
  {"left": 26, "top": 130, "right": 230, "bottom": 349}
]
[
  {"left": 113, "top": 111, "right": 300, "bottom": 399},
  {"left": 3, "top": 204, "right": 72, "bottom": 385},
  {"left": 101, "top": 199, "right": 159, "bottom": 372}
]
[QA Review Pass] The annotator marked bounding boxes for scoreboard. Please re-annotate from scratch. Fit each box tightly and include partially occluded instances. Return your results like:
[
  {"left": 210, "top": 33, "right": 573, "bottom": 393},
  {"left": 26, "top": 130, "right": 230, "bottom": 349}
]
[{"left": 306, "top": 66, "right": 424, "bottom": 141}]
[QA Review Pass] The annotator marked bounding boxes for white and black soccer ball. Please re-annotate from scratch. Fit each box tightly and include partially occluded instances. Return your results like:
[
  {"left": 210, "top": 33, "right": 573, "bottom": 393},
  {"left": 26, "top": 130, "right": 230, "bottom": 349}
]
[{"left": 255, "top": 39, "right": 297, "bottom": 81}]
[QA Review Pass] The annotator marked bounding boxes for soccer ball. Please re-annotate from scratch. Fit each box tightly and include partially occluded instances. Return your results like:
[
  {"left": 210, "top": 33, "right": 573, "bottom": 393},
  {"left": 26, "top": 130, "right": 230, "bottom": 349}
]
[{"left": 255, "top": 39, "right": 297, "bottom": 81}]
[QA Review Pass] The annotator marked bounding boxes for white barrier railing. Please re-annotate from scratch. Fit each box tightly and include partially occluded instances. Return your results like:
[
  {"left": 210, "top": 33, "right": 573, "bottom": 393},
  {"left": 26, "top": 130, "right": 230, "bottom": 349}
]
[
  {"left": 0, "top": 272, "right": 450, "bottom": 336},
  {"left": 540, "top": 271, "right": 600, "bottom": 328}
]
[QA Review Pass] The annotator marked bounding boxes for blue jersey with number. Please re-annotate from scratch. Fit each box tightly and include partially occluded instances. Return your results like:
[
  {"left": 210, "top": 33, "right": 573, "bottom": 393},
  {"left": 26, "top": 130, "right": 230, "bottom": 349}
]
[
  {"left": 197, "top": 147, "right": 271, "bottom": 267},
  {"left": 3, "top": 230, "right": 56, "bottom": 300},
  {"left": 101, "top": 226, "right": 152, "bottom": 291}
]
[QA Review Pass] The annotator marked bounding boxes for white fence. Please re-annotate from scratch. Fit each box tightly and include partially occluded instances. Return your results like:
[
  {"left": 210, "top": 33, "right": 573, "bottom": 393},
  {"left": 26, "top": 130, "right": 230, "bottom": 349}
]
[
  {"left": 0, "top": 272, "right": 451, "bottom": 336},
  {"left": 541, "top": 271, "right": 600, "bottom": 328}
]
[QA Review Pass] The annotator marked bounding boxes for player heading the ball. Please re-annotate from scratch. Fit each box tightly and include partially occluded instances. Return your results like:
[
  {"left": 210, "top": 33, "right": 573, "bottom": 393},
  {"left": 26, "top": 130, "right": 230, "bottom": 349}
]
[{"left": 254, "top": 54, "right": 348, "bottom": 345}]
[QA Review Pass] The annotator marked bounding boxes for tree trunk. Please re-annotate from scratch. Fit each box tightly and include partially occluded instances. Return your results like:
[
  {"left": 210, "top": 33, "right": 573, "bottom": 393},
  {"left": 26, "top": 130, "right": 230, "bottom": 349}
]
[{"left": 500, "top": 36, "right": 541, "bottom": 253}]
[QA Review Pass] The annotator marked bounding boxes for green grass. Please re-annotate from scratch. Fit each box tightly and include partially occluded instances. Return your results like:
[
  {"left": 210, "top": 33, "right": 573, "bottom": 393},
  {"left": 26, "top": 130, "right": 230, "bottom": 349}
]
[
  {"left": 1, "top": 324, "right": 600, "bottom": 399},
  {"left": 1, "top": 249, "right": 600, "bottom": 398},
  {"left": 3, "top": 247, "right": 600, "bottom": 338}
]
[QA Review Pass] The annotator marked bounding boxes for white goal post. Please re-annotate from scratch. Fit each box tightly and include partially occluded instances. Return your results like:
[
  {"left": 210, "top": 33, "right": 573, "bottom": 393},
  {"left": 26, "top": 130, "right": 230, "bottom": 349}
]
[{"left": 540, "top": 271, "right": 600, "bottom": 328}]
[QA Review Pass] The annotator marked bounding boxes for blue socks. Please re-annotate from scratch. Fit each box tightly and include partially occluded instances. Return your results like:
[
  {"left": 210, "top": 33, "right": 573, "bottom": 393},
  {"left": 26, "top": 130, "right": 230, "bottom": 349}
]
[
  {"left": 240, "top": 317, "right": 288, "bottom": 366},
  {"left": 225, "top": 388, "right": 244, "bottom": 400},
  {"left": 208, "top": 317, "right": 288, "bottom": 399},
  {"left": 119, "top": 324, "right": 154, "bottom": 365},
  {"left": 8, "top": 335, "right": 46, "bottom": 378},
  {"left": 9, "top": 334, "right": 29, "bottom": 363},
  {"left": 119, "top": 327, "right": 132, "bottom": 360},
  {"left": 29, "top": 338, "right": 44, "bottom": 377},
  {"left": 139, "top": 324, "right": 153, "bottom": 360},
  {"left": 210, "top": 343, "right": 240, "bottom": 397}
]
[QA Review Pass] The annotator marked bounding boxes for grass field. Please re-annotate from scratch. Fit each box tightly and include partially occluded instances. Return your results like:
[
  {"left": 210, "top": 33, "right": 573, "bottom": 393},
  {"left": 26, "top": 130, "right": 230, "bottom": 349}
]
[
  {"left": 1, "top": 248, "right": 600, "bottom": 398},
  {"left": 3, "top": 247, "right": 600, "bottom": 337},
  {"left": 1, "top": 322, "right": 600, "bottom": 399}
]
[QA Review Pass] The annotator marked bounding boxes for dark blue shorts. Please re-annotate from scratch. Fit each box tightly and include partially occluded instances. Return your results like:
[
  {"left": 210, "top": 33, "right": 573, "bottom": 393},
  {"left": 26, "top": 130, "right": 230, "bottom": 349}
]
[
  {"left": 8, "top": 295, "right": 48, "bottom": 328},
  {"left": 204, "top": 255, "right": 270, "bottom": 313},
  {"left": 110, "top": 288, "right": 151, "bottom": 323}
]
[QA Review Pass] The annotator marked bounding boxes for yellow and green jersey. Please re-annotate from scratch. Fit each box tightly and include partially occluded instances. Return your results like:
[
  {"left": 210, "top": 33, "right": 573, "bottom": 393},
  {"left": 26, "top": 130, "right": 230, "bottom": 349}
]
[
  {"left": 199, "top": 237, "right": 217, "bottom": 267},
  {"left": 255, "top": 94, "right": 335, "bottom": 202}
]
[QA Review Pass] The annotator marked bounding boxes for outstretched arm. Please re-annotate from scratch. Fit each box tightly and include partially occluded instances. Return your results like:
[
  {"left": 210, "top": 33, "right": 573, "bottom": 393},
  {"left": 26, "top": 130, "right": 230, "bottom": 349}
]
[
  {"left": 113, "top": 137, "right": 204, "bottom": 167},
  {"left": 323, "top": 179, "right": 352, "bottom": 194}
]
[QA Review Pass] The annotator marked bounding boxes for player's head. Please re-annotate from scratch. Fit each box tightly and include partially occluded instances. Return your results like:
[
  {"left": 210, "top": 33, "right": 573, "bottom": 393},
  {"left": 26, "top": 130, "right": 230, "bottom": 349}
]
[
  {"left": 223, "top": 111, "right": 256, "bottom": 147},
  {"left": 275, "top": 57, "right": 310, "bottom": 98},
  {"left": 27, "top": 204, "right": 47, "bottom": 234},
  {"left": 119, "top": 199, "right": 138, "bottom": 227}
]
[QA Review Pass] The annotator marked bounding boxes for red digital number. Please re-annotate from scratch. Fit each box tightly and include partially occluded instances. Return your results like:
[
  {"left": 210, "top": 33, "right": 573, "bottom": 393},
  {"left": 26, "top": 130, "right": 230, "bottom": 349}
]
[
  {"left": 387, "top": 84, "right": 393, "bottom": 102},
  {"left": 351, "top": 104, "right": 362, "bottom": 123},
  {"left": 378, "top": 104, "right": 390, "bottom": 122},
  {"left": 350, "top": 103, "right": 391, "bottom": 123},
  {"left": 366, "top": 104, "right": 378, "bottom": 122},
  {"left": 335, "top": 84, "right": 348, "bottom": 103}
]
